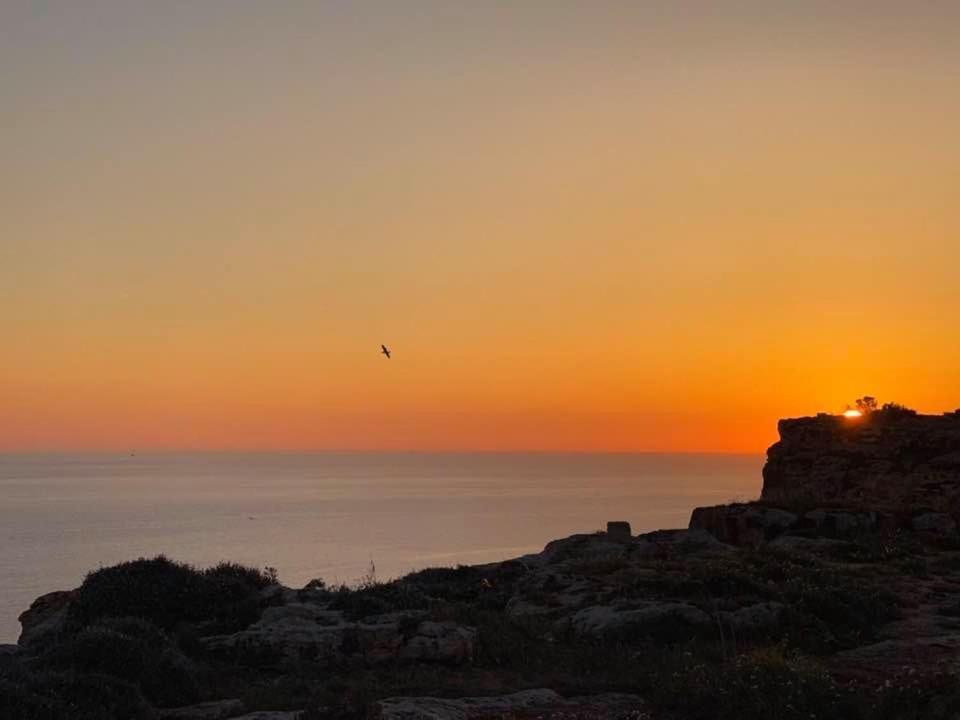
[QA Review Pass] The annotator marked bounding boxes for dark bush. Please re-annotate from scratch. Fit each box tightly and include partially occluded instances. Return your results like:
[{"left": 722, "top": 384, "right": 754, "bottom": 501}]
[
  {"left": 198, "top": 570, "right": 266, "bottom": 634},
  {"left": 204, "top": 562, "right": 278, "bottom": 590},
  {"left": 327, "top": 580, "right": 429, "bottom": 621},
  {"left": 665, "top": 647, "right": 848, "bottom": 720},
  {"left": 0, "top": 667, "right": 149, "bottom": 720},
  {"left": 71, "top": 556, "right": 205, "bottom": 630},
  {"left": 42, "top": 619, "right": 201, "bottom": 707},
  {"left": 70, "top": 556, "right": 271, "bottom": 633},
  {"left": 880, "top": 402, "right": 918, "bottom": 419}
]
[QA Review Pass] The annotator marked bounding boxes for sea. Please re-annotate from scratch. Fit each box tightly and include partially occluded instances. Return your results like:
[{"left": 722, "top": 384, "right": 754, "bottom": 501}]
[{"left": 0, "top": 452, "right": 762, "bottom": 643}]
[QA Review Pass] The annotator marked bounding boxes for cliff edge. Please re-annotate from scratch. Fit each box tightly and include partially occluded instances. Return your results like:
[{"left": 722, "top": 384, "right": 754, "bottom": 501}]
[{"left": 762, "top": 409, "right": 960, "bottom": 513}]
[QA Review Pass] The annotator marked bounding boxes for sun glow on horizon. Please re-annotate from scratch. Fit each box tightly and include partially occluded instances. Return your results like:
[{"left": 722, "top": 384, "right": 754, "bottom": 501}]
[
  {"left": 2, "top": 3, "right": 959, "bottom": 453},
  {"left": 843, "top": 409, "right": 863, "bottom": 418}
]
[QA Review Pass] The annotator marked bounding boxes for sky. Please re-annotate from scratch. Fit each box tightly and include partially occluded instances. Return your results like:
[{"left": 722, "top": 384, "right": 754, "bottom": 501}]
[{"left": 2, "top": 1, "right": 959, "bottom": 452}]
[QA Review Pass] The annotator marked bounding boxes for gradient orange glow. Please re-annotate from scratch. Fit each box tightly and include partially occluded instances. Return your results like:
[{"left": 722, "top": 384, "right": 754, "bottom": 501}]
[{"left": 3, "top": 2, "right": 959, "bottom": 452}]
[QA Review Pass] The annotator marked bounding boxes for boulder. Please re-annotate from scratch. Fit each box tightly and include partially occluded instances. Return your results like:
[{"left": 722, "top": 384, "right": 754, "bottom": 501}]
[
  {"left": 374, "top": 689, "right": 563, "bottom": 720},
  {"left": 373, "top": 689, "right": 646, "bottom": 720},
  {"left": 203, "top": 604, "right": 475, "bottom": 667},
  {"left": 636, "top": 528, "right": 732, "bottom": 554},
  {"left": 688, "top": 503, "right": 797, "bottom": 546},
  {"left": 720, "top": 602, "right": 785, "bottom": 634},
  {"left": 397, "top": 621, "right": 476, "bottom": 664},
  {"left": 571, "top": 602, "right": 711, "bottom": 639},
  {"left": 18, "top": 590, "right": 74, "bottom": 647},
  {"left": 537, "top": 533, "right": 628, "bottom": 565},
  {"left": 201, "top": 603, "right": 349, "bottom": 664},
  {"left": 158, "top": 699, "right": 245, "bottom": 720}
]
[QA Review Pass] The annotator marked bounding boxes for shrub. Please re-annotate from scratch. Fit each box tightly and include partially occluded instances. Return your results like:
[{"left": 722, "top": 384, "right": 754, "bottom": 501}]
[
  {"left": 71, "top": 556, "right": 205, "bottom": 630},
  {"left": 42, "top": 619, "right": 200, "bottom": 707},
  {"left": 70, "top": 556, "right": 271, "bottom": 633},
  {"left": 0, "top": 667, "right": 150, "bottom": 720},
  {"left": 880, "top": 402, "right": 918, "bottom": 419},
  {"left": 204, "top": 562, "right": 278, "bottom": 589},
  {"left": 665, "top": 647, "right": 847, "bottom": 720},
  {"left": 198, "top": 570, "right": 267, "bottom": 634},
  {"left": 327, "top": 580, "right": 429, "bottom": 621}
]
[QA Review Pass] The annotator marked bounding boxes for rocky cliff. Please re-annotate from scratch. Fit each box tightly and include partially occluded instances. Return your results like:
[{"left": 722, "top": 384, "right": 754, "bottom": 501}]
[
  {"left": 761, "top": 410, "right": 960, "bottom": 513},
  {"left": 11, "top": 411, "right": 960, "bottom": 719}
]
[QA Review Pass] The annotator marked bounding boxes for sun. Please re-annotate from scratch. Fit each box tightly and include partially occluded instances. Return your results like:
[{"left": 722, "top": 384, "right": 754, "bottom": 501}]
[{"left": 843, "top": 409, "right": 863, "bottom": 418}]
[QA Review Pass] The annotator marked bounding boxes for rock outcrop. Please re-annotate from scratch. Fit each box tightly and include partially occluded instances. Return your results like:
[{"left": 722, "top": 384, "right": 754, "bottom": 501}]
[
  {"left": 761, "top": 410, "right": 960, "bottom": 514},
  {"left": 11, "top": 408, "right": 960, "bottom": 719},
  {"left": 17, "top": 589, "right": 74, "bottom": 646},
  {"left": 157, "top": 700, "right": 301, "bottom": 720},
  {"left": 157, "top": 699, "right": 246, "bottom": 720},
  {"left": 372, "top": 689, "right": 648, "bottom": 720},
  {"left": 201, "top": 604, "right": 475, "bottom": 667},
  {"left": 689, "top": 409, "right": 960, "bottom": 547},
  {"left": 687, "top": 504, "right": 798, "bottom": 546}
]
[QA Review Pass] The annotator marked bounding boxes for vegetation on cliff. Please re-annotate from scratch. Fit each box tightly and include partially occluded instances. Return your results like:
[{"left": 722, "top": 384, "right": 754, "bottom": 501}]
[
  {"left": 6, "top": 409, "right": 960, "bottom": 718},
  {"left": 5, "top": 520, "right": 960, "bottom": 719}
]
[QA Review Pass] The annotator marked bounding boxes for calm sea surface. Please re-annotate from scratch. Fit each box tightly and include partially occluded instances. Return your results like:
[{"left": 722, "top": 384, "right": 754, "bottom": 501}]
[{"left": 0, "top": 452, "right": 762, "bottom": 642}]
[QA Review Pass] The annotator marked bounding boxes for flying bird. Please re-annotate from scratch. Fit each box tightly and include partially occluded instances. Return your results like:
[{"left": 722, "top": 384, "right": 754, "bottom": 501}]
[{"left": 381, "top": 344, "right": 391, "bottom": 359}]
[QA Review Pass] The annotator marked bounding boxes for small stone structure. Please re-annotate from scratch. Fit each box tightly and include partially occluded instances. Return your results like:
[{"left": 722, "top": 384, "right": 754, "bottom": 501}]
[{"left": 606, "top": 521, "right": 632, "bottom": 542}]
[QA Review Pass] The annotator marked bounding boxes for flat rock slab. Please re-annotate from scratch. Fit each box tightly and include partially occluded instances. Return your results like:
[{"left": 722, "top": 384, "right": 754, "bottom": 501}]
[
  {"left": 374, "top": 690, "right": 647, "bottom": 720},
  {"left": 830, "top": 634, "right": 960, "bottom": 681},
  {"left": 158, "top": 699, "right": 246, "bottom": 720}
]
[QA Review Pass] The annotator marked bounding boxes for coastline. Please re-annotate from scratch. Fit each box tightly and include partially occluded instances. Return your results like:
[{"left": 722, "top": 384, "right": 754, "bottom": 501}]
[{"left": 5, "top": 412, "right": 960, "bottom": 718}]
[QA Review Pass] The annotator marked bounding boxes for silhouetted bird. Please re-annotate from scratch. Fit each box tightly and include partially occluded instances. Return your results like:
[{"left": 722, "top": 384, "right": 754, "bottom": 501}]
[{"left": 381, "top": 344, "right": 391, "bottom": 359}]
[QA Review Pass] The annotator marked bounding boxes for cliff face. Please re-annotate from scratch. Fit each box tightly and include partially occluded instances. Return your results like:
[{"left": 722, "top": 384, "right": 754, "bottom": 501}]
[{"left": 761, "top": 410, "right": 960, "bottom": 513}]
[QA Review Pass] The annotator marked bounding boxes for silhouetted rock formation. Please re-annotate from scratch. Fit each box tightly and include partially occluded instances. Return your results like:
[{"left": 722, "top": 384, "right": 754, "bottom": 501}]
[
  {"left": 13, "top": 412, "right": 960, "bottom": 719},
  {"left": 762, "top": 410, "right": 960, "bottom": 513},
  {"left": 17, "top": 590, "right": 74, "bottom": 647}
]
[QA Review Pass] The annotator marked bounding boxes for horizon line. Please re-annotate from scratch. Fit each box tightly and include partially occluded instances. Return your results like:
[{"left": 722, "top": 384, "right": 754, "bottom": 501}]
[{"left": 0, "top": 447, "right": 767, "bottom": 456}]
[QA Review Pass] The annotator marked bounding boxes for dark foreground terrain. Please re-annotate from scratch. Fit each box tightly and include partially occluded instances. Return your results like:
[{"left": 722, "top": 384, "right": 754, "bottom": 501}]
[
  {"left": 4, "top": 514, "right": 960, "bottom": 720},
  {"left": 5, "top": 408, "right": 960, "bottom": 719}
]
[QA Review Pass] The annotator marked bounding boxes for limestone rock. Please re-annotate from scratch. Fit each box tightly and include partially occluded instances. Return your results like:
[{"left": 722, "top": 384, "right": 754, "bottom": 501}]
[
  {"left": 571, "top": 602, "right": 711, "bottom": 639},
  {"left": 636, "top": 528, "right": 732, "bottom": 554},
  {"left": 537, "top": 533, "right": 628, "bottom": 565},
  {"left": 203, "top": 604, "right": 475, "bottom": 668},
  {"left": 688, "top": 503, "right": 797, "bottom": 546},
  {"left": 397, "top": 621, "right": 476, "bottom": 664},
  {"left": 158, "top": 699, "right": 245, "bottom": 720},
  {"left": 762, "top": 411, "right": 960, "bottom": 513},
  {"left": 373, "top": 689, "right": 646, "bottom": 720},
  {"left": 721, "top": 602, "right": 785, "bottom": 634},
  {"left": 374, "top": 689, "right": 561, "bottom": 720},
  {"left": 18, "top": 590, "right": 74, "bottom": 647},
  {"left": 201, "top": 603, "right": 348, "bottom": 664}
]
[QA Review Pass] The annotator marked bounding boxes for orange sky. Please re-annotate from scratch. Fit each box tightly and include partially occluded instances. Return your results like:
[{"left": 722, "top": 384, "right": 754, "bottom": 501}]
[{"left": 3, "top": 2, "right": 959, "bottom": 452}]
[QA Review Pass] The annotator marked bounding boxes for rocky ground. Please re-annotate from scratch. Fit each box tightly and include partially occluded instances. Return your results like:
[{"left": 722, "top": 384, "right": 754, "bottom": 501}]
[{"left": 5, "top": 507, "right": 960, "bottom": 720}]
